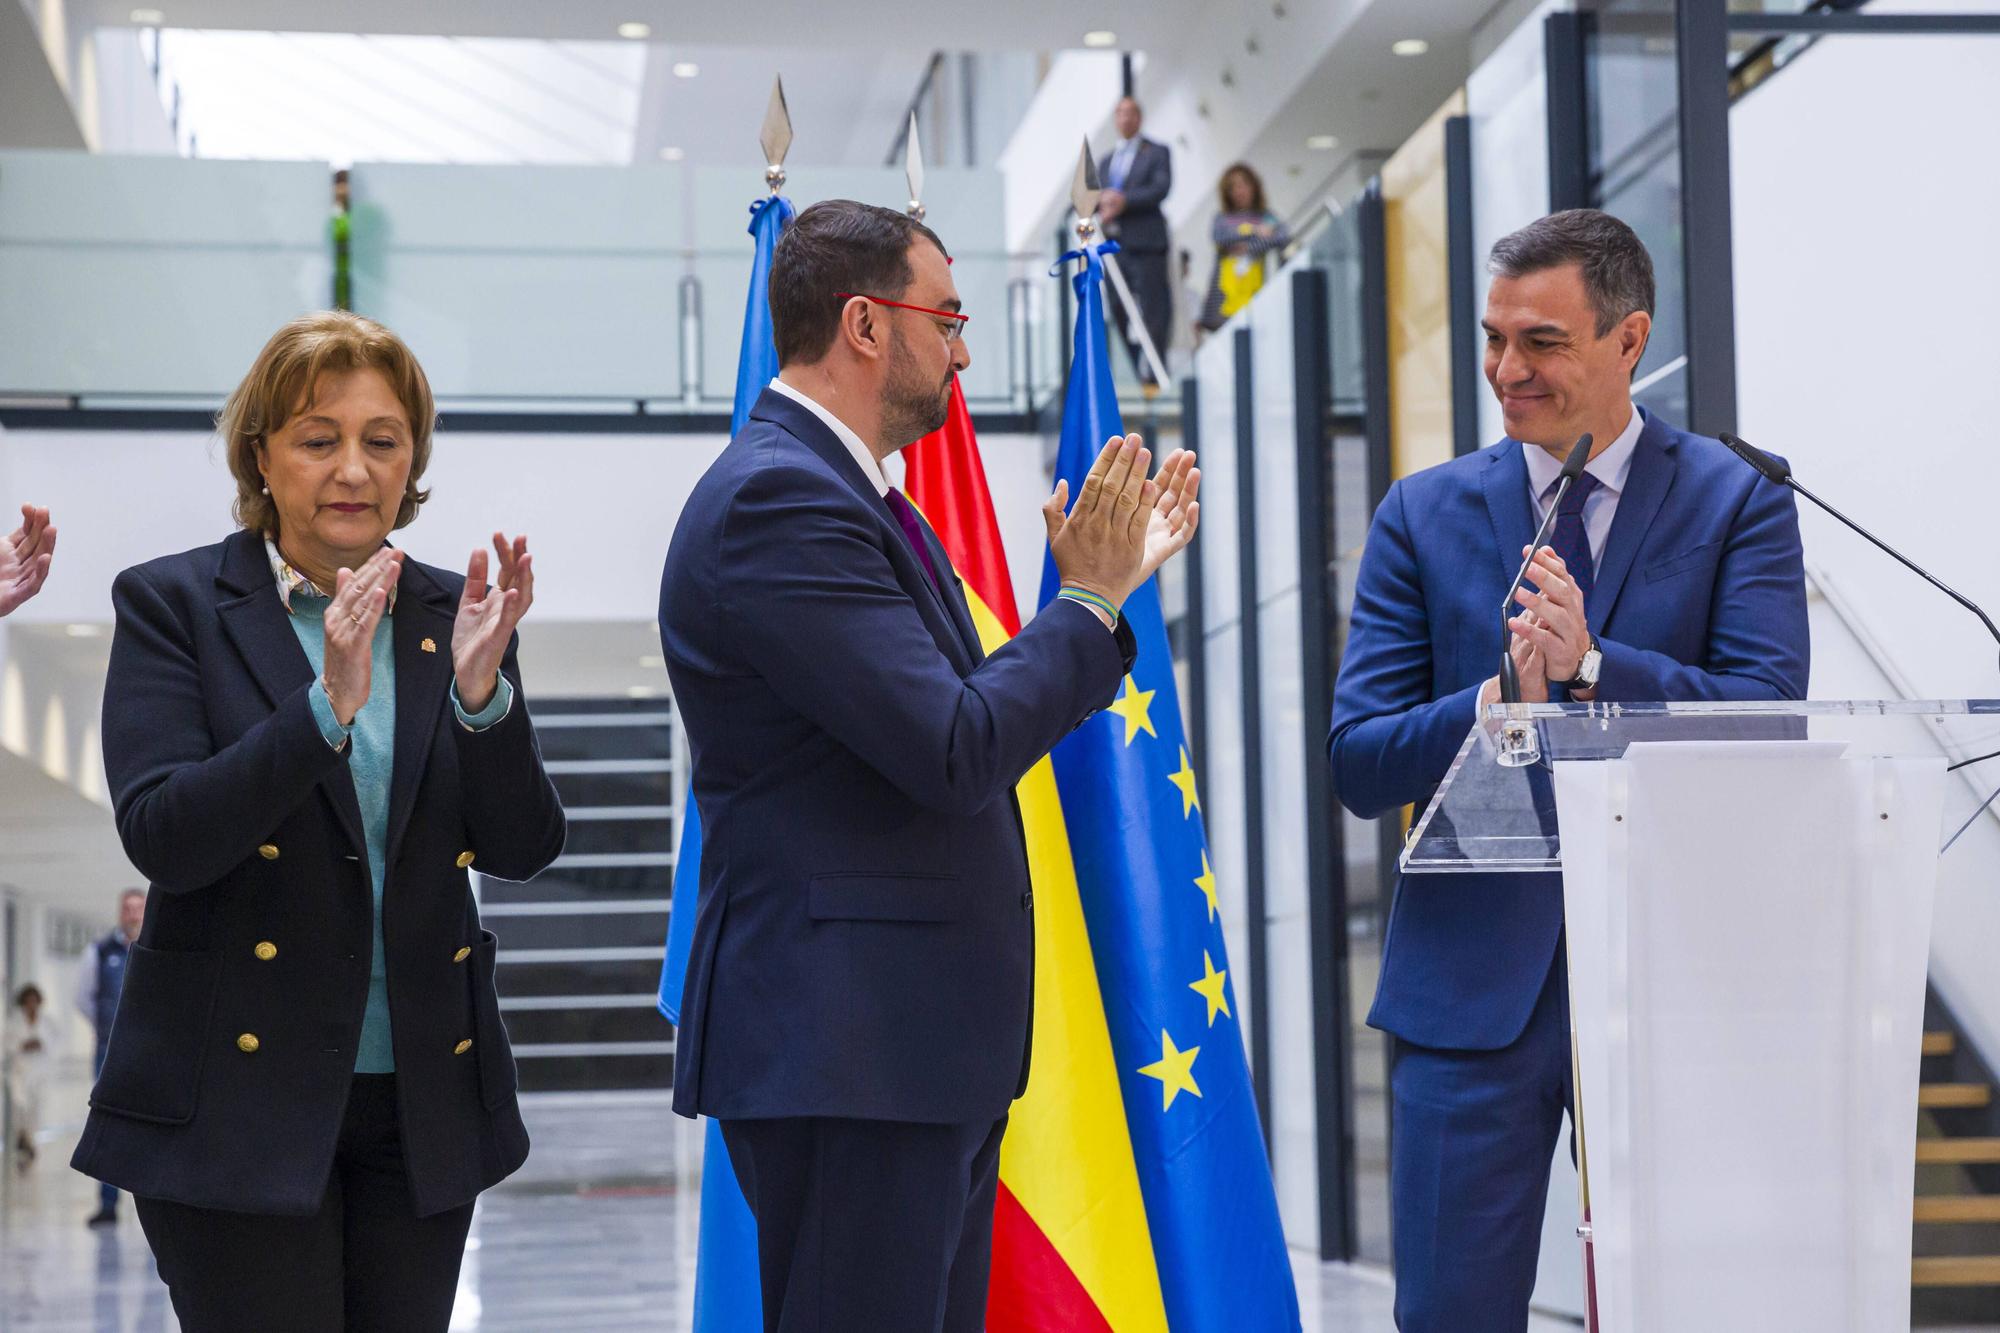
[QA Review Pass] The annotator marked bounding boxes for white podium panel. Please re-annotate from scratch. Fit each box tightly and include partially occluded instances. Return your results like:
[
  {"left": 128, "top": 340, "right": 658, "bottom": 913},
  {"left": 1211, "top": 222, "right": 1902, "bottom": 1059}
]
[{"left": 1555, "top": 742, "right": 1942, "bottom": 1332}]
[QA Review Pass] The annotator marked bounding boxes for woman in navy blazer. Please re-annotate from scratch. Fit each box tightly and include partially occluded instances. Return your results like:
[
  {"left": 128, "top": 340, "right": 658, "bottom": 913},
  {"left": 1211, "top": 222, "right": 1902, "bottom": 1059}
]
[{"left": 72, "top": 312, "right": 565, "bottom": 1331}]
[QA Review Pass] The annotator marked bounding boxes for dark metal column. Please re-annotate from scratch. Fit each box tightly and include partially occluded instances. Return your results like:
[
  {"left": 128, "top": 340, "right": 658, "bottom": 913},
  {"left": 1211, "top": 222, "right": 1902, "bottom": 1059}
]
[
  {"left": 1182, "top": 374, "right": 1209, "bottom": 805},
  {"left": 1677, "top": 0, "right": 1739, "bottom": 438},
  {"left": 1544, "top": 11, "right": 1593, "bottom": 212},
  {"left": 1292, "top": 267, "right": 1356, "bottom": 1258},
  {"left": 1233, "top": 325, "right": 1273, "bottom": 1147},
  {"left": 1443, "top": 115, "right": 1481, "bottom": 458},
  {"left": 1357, "top": 181, "right": 1393, "bottom": 514}
]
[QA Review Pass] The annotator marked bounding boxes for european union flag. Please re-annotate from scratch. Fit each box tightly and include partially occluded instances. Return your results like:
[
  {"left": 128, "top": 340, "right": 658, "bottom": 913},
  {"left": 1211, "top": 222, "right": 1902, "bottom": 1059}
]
[
  {"left": 1038, "top": 241, "right": 1301, "bottom": 1330},
  {"left": 657, "top": 191, "right": 793, "bottom": 1333}
]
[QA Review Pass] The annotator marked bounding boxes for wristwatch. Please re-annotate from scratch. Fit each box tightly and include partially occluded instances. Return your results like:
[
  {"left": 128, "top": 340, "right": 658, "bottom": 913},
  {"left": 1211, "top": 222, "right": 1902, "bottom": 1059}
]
[{"left": 1554, "top": 634, "right": 1602, "bottom": 693}]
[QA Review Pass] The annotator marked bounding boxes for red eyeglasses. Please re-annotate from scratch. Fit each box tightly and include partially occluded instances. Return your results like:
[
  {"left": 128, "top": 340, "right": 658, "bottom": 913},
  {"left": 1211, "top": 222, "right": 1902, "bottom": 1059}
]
[{"left": 835, "top": 292, "right": 970, "bottom": 334}]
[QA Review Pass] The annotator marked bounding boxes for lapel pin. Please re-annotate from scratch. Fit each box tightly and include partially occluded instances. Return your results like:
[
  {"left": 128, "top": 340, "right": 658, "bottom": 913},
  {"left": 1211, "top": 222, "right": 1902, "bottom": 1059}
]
[{"left": 421, "top": 637, "right": 437, "bottom": 653}]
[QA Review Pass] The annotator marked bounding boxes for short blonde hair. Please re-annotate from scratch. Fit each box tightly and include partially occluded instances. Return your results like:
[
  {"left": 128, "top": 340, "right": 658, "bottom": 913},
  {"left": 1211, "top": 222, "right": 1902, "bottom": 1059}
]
[{"left": 220, "top": 311, "right": 436, "bottom": 534}]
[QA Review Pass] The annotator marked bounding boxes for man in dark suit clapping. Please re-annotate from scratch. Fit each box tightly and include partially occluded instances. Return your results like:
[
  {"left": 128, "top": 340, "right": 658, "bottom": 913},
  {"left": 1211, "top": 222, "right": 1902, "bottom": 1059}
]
[{"left": 658, "top": 199, "right": 1200, "bottom": 1332}]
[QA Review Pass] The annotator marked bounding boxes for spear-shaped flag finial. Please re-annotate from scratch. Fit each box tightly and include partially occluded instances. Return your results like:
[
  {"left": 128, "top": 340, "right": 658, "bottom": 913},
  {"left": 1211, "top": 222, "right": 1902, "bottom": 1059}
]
[
  {"left": 1070, "top": 138, "right": 1101, "bottom": 243},
  {"left": 904, "top": 112, "right": 926, "bottom": 220},
  {"left": 760, "top": 75, "right": 793, "bottom": 194}
]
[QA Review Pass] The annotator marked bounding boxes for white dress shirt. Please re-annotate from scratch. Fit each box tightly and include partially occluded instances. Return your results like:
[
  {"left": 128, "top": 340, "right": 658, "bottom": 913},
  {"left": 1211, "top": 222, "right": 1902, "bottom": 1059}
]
[
  {"left": 769, "top": 378, "right": 889, "bottom": 497},
  {"left": 1519, "top": 403, "right": 1646, "bottom": 565}
]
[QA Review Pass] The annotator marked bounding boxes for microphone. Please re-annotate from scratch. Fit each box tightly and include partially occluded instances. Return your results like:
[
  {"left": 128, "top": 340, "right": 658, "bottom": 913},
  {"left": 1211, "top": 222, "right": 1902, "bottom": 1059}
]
[
  {"left": 1720, "top": 432, "right": 2000, "bottom": 670},
  {"left": 1499, "top": 433, "right": 1594, "bottom": 704}
]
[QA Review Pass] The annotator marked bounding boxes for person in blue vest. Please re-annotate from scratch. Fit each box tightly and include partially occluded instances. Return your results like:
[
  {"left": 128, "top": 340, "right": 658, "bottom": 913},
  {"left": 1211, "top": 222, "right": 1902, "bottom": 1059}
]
[
  {"left": 75, "top": 888, "right": 144, "bottom": 1225},
  {"left": 1328, "top": 209, "right": 1809, "bottom": 1331}
]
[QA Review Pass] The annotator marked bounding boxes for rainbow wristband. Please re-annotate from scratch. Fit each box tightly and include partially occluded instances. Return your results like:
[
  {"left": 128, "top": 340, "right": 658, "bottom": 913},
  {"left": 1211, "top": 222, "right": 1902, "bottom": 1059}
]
[{"left": 1057, "top": 587, "right": 1120, "bottom": 627}]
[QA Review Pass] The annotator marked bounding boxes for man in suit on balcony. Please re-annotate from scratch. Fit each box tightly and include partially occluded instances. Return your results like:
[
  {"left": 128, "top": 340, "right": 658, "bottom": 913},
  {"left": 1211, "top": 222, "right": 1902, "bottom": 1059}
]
[{"left": 1099, "top": 96, "right": 1174, "bottom": 388}]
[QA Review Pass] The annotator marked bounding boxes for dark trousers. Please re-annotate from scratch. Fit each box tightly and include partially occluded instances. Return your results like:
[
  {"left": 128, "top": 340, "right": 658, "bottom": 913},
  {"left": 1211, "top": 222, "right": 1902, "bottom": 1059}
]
[
  {"left": 1108, "top": 247, "right": 1173, "bottom": 384},
  {"left": 1389, "top": 949, "right": 1574, "bottom": 1333},
  {"left": 92, "top": 1041, "right": 117, "bottom": 1213},
  {"left": 720, "top": 1113, "right": 1008, "bottom": 1333},
  {"left": 134, "top": 1074, "right": 475, "bottom": 1333}
]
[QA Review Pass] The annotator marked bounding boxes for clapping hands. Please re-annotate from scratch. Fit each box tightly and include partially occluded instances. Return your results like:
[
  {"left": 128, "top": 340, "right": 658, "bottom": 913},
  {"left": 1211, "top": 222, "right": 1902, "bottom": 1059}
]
[
  {"left": 1043, "top": 434, "right": 1202, "bottom": 610},
  {"left": 452, "top": 534, "right": 534, "bottom": 713},
  {"left": 0, "top": 506, "right": 56, "bottom": 617}
]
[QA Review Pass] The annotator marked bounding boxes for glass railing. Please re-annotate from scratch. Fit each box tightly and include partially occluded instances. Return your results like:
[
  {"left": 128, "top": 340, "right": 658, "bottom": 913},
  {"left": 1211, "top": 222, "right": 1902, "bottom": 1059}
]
[{"left": 0, "top": 151, "right": 1066, "bottom": 419}]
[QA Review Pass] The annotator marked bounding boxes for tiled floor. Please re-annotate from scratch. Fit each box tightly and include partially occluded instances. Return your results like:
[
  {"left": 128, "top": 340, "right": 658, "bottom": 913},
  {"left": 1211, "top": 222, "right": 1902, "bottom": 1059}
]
[{"left": 0, "top": 1088, "right": 1577, "bottom": 1332}]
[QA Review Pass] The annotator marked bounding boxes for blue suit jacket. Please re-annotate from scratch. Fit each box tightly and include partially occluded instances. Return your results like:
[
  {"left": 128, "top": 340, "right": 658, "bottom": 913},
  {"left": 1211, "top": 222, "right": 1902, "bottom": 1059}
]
[
  {"left": 660, "top": 388, "right": 1135, "bottom": 1123},
  {"left": 1328, "top": 412, "right": 1810, "bottom": 1051}
]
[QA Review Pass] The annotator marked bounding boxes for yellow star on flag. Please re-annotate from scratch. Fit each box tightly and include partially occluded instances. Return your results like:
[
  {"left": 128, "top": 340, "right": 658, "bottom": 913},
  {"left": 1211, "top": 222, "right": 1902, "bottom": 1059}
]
[
  {"left": 1189, "top": 951, "right": 1230, "bottom": 1026},
  {"left": 1192, "top": 851, "right": 1219, "bottom": 923},
  {"left": 1167, "top": 746, "right": 1200, "bottom": 818},
  {"left": 1106, "top": 674, "right": 1157, "bottom": 746},
  {"left": 1138, "top": 1029, "right": 1202, "bottom": 1110}
]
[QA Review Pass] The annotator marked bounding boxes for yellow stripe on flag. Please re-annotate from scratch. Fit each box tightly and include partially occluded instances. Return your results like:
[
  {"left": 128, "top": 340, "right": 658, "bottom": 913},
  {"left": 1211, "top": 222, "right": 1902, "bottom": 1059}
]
[{"left": 964, "top": 587, "right": 1170, "bottom": 1332}]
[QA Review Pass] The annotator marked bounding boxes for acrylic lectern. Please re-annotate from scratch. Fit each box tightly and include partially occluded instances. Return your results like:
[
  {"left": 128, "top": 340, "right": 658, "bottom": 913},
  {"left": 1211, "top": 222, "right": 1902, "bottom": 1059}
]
[{"left": 1404, "top": 699, "right": 2000, "bottom": 1332}]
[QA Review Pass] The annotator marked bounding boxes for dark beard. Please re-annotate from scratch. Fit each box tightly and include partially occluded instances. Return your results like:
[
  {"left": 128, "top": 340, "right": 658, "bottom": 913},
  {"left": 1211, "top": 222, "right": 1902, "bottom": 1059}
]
[{"left": 880, "top": 331, "right": 952, "bottom": 447}]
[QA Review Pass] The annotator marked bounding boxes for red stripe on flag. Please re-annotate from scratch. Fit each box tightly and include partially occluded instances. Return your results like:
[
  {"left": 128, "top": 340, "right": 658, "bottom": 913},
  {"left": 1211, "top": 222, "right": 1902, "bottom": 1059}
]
[
  {"left": 904, "top": 380, "right": 1023, "bottom": 637},
  {"left": 987, "top": 1182, "right": 1115, "bottom": 1333}
]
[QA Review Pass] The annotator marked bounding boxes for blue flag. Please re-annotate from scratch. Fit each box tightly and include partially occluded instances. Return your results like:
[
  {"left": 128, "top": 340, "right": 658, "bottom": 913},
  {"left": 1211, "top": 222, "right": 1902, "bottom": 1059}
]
[
  {"left": 1038, "top": 241, "right": 1302, "bottom": 1330},
  {"left": 658, "top": 191, "right": 793, "bottom": 1333}
]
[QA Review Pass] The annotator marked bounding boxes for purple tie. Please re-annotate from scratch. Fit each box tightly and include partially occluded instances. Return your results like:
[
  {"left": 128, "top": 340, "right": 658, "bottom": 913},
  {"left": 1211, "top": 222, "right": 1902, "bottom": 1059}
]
[
  {"left": 883, "top": 488, "right": 941, "bottom": 589},
  {"left": 1547, "top": 470, "right": 1601, "bottom": 602}
]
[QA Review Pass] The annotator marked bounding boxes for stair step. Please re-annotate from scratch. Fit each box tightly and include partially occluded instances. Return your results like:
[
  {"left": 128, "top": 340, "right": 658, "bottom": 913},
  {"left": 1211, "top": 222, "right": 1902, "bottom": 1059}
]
[
  {"left": 1918, "top": 1138, "right": 2000, "bottom": 1165},
  {"left": 1924, "top": 1031, "right": 1957, "bottom": 1057},
  {"left": 1913, "top": 1256, "right": 2000, "bottom": 1287},
  {"left": 1914, "top": 1196, "right": 2000, "bottom": 1224},
  {"left": 1921, "top": 1083, "right": 1994, "bottom": 1109}
]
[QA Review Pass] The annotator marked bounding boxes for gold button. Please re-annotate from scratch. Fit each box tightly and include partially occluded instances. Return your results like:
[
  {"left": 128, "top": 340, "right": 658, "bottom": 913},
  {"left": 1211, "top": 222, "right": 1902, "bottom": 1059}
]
[
  {"left": 454, "top": 1039, "right": 473, "bottom": 1056},
  {"left": 455, "top": 851, "right": 476, "bottom": 869},
  {"left": 236, "top": 1033, "right": 260, "bottom": 1054},
  {"left": 452, "top": 946, "right": 471, "bottom": 964},
  {"left": 253, "top": 941, "right": 277, "bottom": 961},
  {"left": 258, "top": 844, "right": 280, "bottom": 861}
]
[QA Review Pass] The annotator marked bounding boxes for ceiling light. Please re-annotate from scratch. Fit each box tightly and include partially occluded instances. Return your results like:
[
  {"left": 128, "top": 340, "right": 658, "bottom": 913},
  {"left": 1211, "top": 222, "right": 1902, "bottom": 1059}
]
[
  {"left": 1392, "top": 38, "right": 1429, "bottom": 57},
  {"left": 672, "top": 61, "right": 700, "bottom": 78},
  {"left": 626, "top": 685, "right": 659, "bottom": 699},
  {"left": 639, "top": 653, "right": 667, "bottom": 667},
  {"left": 657, "top": 147, "right": 684, "bottom": 162},
  {"left": 64, "top": 624, "right": 105, "bottom": 638},
  {"left": 617, "top": 21, "right": 652, "bottom": 39},
  {"left": 1083, "top": 30, "right": 1118, "bottom": 48},
  {"left": 130, "top": 7, "right": 164, "bottom": 21},
  {"left": 1306, "top": 134, "right": 1339, "bottom": 150}
]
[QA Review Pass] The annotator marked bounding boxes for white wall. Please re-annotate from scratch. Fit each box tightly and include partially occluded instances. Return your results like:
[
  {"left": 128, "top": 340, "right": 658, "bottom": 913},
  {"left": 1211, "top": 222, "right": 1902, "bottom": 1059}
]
[
  {"left": 0, "top": 424, "right": 1053, "bottom": 632},
  {"left": 1731, "top": 13, "right": 2000, "bottom": 1069}
]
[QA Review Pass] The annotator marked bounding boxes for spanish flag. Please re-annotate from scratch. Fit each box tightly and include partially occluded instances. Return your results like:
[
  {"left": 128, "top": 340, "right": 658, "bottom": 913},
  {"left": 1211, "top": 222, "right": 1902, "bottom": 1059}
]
[{"left": 904, "top": 379, "right": 1170, "bottom": 1329}]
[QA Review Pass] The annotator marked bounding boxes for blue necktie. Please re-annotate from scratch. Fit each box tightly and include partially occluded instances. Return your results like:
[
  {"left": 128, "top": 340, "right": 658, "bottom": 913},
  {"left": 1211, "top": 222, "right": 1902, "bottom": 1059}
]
[
  {"left": 1547, "top": 470, "right": 1601, "bottom": 602},
  {"left": 884, "top": 488, "right": 941, "bottom": 590}
]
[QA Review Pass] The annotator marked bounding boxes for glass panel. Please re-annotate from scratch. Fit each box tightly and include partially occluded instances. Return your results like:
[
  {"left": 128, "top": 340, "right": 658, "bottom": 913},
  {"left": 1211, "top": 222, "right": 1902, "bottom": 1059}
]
[
  {"left": 1309, "top": 203, "right": 1368, "bottom": 418},
  {"left": 0, "top": 153, "right": 330, "bottom": 398},
  {"left": 1407, "top": 699, "right": 2000, "bottom": 872},
  {"left": 1586, "top": 2, "right": 1690, "bottom": 427}
]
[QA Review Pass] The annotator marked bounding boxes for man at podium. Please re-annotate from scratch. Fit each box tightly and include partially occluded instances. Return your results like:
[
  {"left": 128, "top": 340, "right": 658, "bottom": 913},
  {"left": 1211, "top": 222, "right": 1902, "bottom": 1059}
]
[{"left": 1326, "top": 209, "right": 1810, "bottom": 1332}]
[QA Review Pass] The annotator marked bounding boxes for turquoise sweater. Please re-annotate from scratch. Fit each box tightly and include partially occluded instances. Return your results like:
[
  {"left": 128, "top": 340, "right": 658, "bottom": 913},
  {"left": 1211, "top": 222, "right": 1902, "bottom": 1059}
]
[{"left": 287, "top": 591, "right": 511, "bottom": 1073}]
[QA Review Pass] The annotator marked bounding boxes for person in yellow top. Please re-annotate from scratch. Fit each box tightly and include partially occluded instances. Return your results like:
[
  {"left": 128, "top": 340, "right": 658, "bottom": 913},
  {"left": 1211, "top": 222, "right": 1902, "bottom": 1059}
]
[{"left": 1199, "top": 163, "right": 1291, "bottom": 332}]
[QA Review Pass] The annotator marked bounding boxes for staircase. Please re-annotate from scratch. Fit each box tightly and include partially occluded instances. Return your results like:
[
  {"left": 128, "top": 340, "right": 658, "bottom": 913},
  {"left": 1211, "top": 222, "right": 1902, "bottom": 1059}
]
[
  {"left": 474, "top": 697, "right": 680, "bottom": 1094},
  {"left": 1916, "top": 1004, "right": 2000, "bottom": 1323}
]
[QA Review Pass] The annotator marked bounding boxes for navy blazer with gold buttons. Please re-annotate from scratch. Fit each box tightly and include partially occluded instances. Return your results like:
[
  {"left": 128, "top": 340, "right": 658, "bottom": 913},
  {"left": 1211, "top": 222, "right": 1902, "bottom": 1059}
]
[{"left": 71, "top": 528, "right": 565, "bottom": 1217}]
